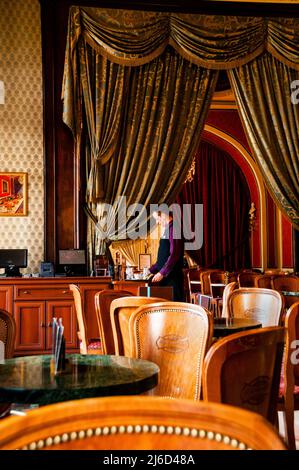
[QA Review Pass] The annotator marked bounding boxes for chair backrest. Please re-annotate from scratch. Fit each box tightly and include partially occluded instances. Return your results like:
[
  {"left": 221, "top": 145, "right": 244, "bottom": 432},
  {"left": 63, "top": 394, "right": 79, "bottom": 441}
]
[
  {"left": 255, "top": 275, "right": 273, "bottom": 289},
  {"left": 272, "top": 275, "right": 299, "bottom": 292},
  {"left": 69, "top": 284, "right": 88, "bottom": 354},
  {"left": 227, "top": 287, "right": 284, "bottom": 327},
  {"left": 128, "top": 302, "right": 213, "bottom": 399},
  {"left": 94, "top": 289, "right": 133, "bottom": 354},
  {"left": 200, "top": 269, "right": 220, "bottom": 295},
  {"left": 208, "top": 271, "right": 226, "bottom": 298},
  {"left": 238, "top": 272, "right": 261, "bottom": 287},
  {"left": 0, "top": 395, "right": 286, "bottom": 450},
  {"left": 187, "top": 268, "right": 202, "bottom": 295},
  {"left": 110, "top": 296, "right": 167, "bottom": 356},
  {"left": 203, "top": 327, "right": 285, "bottom": 425},
  {"left": 0, "top": 309, "right": 16, "bottom": 359},
  {"left": 284, "top": 301, "right": 299, "bottom": 386},
  {"left": 221, "top": 282, "right": 238, "bottom": 318},
  {"left": 281, "top": 301, "right": 299, "bottom": 448}
]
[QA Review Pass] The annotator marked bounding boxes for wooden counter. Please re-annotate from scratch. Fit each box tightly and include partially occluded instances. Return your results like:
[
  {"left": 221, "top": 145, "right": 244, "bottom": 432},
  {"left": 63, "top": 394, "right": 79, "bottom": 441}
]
[
  {"left": 112, "top": 280, "right": 148, "bottom": 295},
  {"left": 0, "top": 277, "right": 112, "bottom": 356}
]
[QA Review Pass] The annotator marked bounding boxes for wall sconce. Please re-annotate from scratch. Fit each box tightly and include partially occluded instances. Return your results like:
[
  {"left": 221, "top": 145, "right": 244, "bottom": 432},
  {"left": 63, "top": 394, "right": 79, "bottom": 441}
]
[
  {"left": 185, "top": 157, "right": 196, "bottom": 183},
  {"left": 0, "top": 81, "right": 5, "bottom": 104},
  {"left": 249, "top": 202, "right": 257, "bottom": 231}
]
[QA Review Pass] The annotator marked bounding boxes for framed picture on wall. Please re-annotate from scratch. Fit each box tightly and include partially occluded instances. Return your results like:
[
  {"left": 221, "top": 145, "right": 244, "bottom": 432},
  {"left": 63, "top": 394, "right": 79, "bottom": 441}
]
[
  {"left": 139, "top": 253, "right": 151, "bottom": 270},
  {"left": 0, "top": 172, "right": 28, "bottom": 216}
]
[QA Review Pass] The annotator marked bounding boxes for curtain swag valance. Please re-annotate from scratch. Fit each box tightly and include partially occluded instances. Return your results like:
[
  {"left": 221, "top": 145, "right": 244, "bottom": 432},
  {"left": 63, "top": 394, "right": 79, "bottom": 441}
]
[
  {"left": 62, "top": 6, "right": 299, "bottom": 135},
  {"left": 64, "top": 6, "right": 299, "bottom": 69}
]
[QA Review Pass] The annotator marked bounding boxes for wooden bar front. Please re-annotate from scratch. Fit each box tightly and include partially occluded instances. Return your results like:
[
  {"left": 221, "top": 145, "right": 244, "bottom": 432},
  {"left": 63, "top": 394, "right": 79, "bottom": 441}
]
[{"left": 0, "top": 277, "right": 112, "bottom": 356}]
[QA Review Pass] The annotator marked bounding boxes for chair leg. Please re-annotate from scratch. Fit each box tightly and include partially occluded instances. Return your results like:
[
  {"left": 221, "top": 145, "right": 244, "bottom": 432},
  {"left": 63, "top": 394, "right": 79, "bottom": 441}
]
[
  {"left": 0, "top": 404, "right": 11, "bottom": 419},
  {"left": 283, "top": 402, "right": 296, "bottom": 450}
]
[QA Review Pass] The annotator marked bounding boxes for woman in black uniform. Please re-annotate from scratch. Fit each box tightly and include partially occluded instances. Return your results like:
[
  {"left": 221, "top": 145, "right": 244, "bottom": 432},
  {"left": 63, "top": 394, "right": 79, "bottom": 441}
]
[{"left": 149, "top": 209, "right": 185, "bottom": 302}]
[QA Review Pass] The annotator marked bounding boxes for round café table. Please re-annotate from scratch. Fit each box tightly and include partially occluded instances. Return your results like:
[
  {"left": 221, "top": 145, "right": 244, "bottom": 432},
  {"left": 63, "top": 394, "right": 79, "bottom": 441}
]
[
  {"left": 281, "top": 291, "right": 299, "bottom": 297},
  {"left": 0, "top": 354, "right": 159, "bottom": 405},
  {"left": 213, "top": 318, "right": 262, "bottom": 338}
]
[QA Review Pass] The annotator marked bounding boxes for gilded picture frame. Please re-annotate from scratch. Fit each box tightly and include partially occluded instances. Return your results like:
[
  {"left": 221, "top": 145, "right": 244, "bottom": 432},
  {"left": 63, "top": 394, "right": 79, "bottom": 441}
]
[
  {"left": 139, "top": 253, "right": 151, "bottom": 270},
  {"left": 0, "top": 172, "right": 28, "bottom": 216}
]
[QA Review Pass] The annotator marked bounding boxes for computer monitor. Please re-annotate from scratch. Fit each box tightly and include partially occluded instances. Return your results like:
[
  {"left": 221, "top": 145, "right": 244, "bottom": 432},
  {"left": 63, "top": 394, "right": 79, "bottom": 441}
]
[
  {"left": 0, "top": 249, "right": 28, "bottom": 277},
  {"left": 58, "top": 249, "right": 86, "bottom": 276}
]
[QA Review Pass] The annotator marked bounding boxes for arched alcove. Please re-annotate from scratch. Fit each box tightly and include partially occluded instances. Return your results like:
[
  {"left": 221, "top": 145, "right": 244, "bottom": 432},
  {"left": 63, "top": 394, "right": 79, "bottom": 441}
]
[
  {"left": 178, "top": 139, "right": 251, "bottom": 271},
  {"left": 202, "top": 125, "right": 267, "bottom": 270}
]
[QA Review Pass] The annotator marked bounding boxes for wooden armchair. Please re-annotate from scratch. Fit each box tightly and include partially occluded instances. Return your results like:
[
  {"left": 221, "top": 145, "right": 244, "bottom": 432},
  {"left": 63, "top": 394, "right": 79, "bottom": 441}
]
[
  {"left": 0, "top": 309, "right": 16, "bottom": 418},
  {"left": 128, "top": 302, "right": 213, "bottom": 399},
  {"left": 238, "top": 272, "right": 262, "bottom": 287},
  {"left": 200, "top": 269, "right": 219, "bottom": 295},
  {"left": 272, "top": 275, "right": 299, "bottom": 309},
  {"left": 277, "top": 301, "right": 299, "bottom": 449},
  {"left": 69, "top": 284, "right": 102, "bottom": 355},
  {"left": 0, "top": 308, "right": 16, "bottom": 359},
  {"left": 186, "top": 268, "right": 202, "bottom": 303},
  {"left": 272, "top": 275, "right": 299, "bottom": 292},
  {"left": 0, "top": 396, "right": 286, "bottom": 450},
  {"left": 208, "top": 270, "right": 227, "bottom": 318},
  {"left": 221, "top": 282, "right": 238, "bottom": 318},
  {"left": 255, "top": 274, "right": 273, "bottom": 289},
  {"left": 203, "top": 327, "right": 285, "bottom": 426},
  {"left": 227, "top": 287, "right": 284, "bottom": 327},
  {"left": 110, "top": 296, "right": 167, "bottom": 356},
  {"left": 94, "top": 289, "right": 133, "bottom": 355}
]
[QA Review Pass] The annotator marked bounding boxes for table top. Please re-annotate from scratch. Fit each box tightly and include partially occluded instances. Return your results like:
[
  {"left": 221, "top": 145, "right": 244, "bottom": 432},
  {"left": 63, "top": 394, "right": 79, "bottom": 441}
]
[
  {"left": 281, "top": 291, "right": 299, "bottom": 297},
  {"left": 0, "top": 354, "right": 159, "bottom": 405},
  {"left": 213, "top": 318, "right": 262, "bottom": 338}
]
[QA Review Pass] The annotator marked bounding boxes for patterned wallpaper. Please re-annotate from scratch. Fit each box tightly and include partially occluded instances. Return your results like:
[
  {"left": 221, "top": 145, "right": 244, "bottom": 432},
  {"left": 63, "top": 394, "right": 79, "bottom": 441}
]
[{"left": 0, "top": 0, "right": 44, "bottom": 274}]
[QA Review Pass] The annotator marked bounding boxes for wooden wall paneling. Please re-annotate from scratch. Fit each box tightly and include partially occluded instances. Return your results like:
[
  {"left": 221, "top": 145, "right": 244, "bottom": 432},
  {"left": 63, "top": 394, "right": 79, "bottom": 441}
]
[
  {"left": 0, "top": 286, "right": 13, "bottom": 313},
  {"left": 14, "top": 301, "right": 46, "bottom": 352},
  {"left": 46, "top": 300, "right": 77, "bottom": 350}
]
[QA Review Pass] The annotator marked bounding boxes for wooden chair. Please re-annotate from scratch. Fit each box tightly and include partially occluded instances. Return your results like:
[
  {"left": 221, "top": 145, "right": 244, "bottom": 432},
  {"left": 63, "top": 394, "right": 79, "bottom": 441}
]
[
  {"left": 186, "top": 268, "right": 202, "bottom": 303},
  {"left": 277, "top": 301, "right": 299, "bottom": 449},
  {"left": 208, "top": 270, "right": 228, "bottom": 317},
  {"left": 221, "top": 282, "right": 239, "bottom": 318},
  {"left": 238, "top": 271, "right": 262, "bottom": 287},
  {"left": 0, "top": 308, "right": 16, "bottom": 359},
  {"left": 69, "top": 284, "right": 102, "bottom": 355},
  {"left": 272, "top": 275, "right": 299, "bottom": 310},
  {"left": 128, "top": 302, "right": 213, "bottom": 399},
  {"left": 110, "top": 296, "right": 167, "bottom": 356},
  {"left": 227, "top": 287, "right": 284, "bottom": 327},
  {"left": 272, "top": 275, "right": 299, "bottom": 292},
  {"left": 0, "top": 395, "right": 286, "bottom": 450},
  {"left": 203, "top": 327, "right": 285, "bottom": 426},
  {"left": 0, "top": 309, "right": 16, "bottom": 418},
  {"left": 200, "top": 269, "right": 219, "bottom": 295},
  {"left": 94, "top": 289, "right": 133, "bottom": 354},
  {"left": 255, "top": 274, "right": 273, "bottom": 289},
  {"left": 196, "top": 269, "right": 221, "bottom": 317}
]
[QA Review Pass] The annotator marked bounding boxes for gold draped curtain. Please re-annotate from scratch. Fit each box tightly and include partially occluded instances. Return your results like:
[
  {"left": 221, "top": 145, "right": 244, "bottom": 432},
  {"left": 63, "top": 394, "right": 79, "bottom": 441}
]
[
  {"left": 229, "top": 53, "right": 299, "bottom": 230},
  {"left": 110, "top": 236, "right": 160, "bottom": 268},
  {"left": 84, "top": 46, "right": 216, "bottom": 259},
  {"left": 62, "top": 7, "right": 299, "bottom": 263}
]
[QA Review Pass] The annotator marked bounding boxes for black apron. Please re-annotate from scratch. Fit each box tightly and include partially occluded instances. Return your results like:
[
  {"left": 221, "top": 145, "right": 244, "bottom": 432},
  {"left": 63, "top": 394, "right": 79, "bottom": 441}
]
[{"left": 153, "top": 237, "right": 184, "bottom": 302}]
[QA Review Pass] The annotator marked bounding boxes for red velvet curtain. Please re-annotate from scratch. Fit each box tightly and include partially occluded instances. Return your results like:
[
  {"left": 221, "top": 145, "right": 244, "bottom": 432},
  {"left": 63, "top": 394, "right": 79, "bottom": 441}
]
[{"left": 177, "top": 140, "right": 251, "bottom": 271}]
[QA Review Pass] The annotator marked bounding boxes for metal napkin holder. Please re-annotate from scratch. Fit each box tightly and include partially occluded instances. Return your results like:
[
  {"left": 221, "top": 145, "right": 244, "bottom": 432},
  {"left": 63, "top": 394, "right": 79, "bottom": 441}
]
[{"left": 52, "top": 317, "right": 66, "bottom": 374}]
